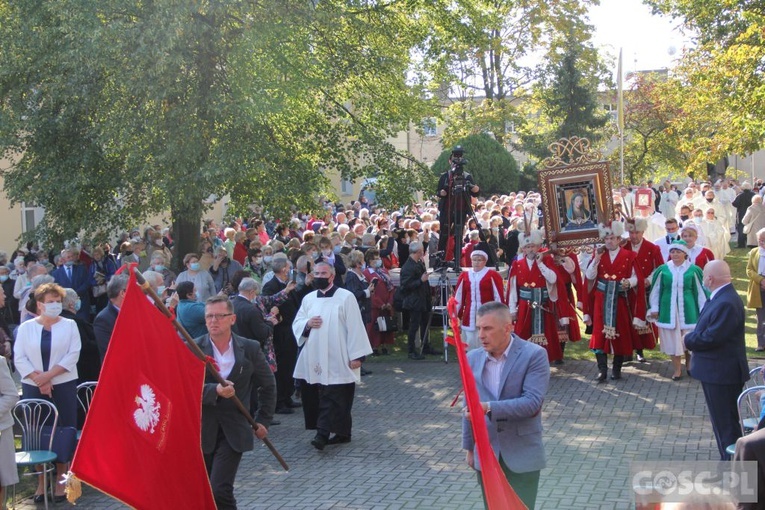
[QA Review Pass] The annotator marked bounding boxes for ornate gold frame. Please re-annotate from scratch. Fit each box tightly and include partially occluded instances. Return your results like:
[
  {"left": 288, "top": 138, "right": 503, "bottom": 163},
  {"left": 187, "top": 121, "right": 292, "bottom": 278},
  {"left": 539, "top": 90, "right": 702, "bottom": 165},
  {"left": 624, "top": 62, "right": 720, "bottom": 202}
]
[{"left": 538, "top": 137, "right": 614, "bottom": 248}]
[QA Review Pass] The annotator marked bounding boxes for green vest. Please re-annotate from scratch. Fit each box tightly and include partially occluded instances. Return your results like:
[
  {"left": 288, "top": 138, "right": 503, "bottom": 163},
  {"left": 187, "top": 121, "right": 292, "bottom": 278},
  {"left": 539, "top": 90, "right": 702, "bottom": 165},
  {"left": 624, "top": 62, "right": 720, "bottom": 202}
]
[{"left": 651, "top": 263, "right": 708, "bottom": 329}]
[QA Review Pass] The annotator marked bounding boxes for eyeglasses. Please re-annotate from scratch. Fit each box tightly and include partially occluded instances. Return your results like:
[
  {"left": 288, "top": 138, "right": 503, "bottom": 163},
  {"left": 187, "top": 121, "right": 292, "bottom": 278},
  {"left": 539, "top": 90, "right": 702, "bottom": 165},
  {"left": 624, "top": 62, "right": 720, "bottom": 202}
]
[{"left": 205, "top": 313, "right": 233, "bottom": 321}]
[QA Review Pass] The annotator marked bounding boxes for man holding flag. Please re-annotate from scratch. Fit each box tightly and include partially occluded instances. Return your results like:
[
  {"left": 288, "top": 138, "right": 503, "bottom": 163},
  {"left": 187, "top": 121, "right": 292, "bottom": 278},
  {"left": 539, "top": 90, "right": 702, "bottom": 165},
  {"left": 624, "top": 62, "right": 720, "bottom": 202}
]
[{"left": 462, "top": 302, "right": 550, "bottom": 509}]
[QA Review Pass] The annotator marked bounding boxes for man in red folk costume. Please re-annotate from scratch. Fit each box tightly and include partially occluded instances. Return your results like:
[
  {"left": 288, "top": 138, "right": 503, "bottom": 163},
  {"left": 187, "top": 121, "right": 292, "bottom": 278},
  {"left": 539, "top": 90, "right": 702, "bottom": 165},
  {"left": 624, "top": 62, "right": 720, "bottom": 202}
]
[
  {"left": 623, "top": 217, "right": 663, "bottom": 362},
  {"left": 507, "top": 230, "right": 563, "bottom": 363},
  {"left": 454, "top": 250, "right": 506, "bottom": 349},
  {"left": 585, "top": 221, "right": 647, "bottom": 382},
  {"left": 551, "top": 246, "right": 589, "bottom": 363}
]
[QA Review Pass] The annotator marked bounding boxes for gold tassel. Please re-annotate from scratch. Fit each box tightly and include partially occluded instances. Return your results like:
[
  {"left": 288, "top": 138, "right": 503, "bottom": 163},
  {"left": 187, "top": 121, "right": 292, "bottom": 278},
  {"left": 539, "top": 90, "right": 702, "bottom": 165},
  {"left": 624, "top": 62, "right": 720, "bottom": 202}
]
[
  {"left": 603, "top": 326, "right": 619, "bottom": 340},
  {"left": 636, "top": 324, "right": 652, "bottom": 335},
  {"left": 63, "top": 471, "right": 82, "bottom": 504},
  {"left": 530, "top": 334, "right": 548, "bottom": 346}
]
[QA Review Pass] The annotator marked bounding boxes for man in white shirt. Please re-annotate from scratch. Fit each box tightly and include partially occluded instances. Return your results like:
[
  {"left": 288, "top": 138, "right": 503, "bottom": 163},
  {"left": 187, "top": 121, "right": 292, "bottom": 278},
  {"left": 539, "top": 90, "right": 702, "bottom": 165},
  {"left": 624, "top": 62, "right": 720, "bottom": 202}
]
[
  {"left": 292, "top": 262, "right": 372, "bottom": 450},
  {"left": 462, "top": 302, "right": 550, "bottom": 509}
]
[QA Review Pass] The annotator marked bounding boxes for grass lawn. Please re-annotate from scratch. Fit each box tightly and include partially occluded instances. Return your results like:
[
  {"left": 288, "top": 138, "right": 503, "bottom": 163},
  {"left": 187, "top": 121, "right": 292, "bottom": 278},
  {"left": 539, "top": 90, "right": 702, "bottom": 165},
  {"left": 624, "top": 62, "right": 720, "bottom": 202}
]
[{"left": 364, "top": 244, "right": 764, "bottom": 365}]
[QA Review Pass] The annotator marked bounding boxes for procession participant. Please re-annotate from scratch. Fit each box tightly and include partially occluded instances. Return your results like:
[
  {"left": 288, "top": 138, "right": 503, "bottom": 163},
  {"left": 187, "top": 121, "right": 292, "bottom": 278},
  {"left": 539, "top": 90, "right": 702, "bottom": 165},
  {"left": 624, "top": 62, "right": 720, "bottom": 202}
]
[
  {"left": 647, "top": 240, "right": 707, "bottom": 380},
  {"left": 454, "top": 250, "right": 506, "bottom": 350},
  {"left": 292, "top": 262, "right": 373, "bottom": 450},
  {"left": 585, "top": 221, "right": 647, "bottom": 382},
  {"left": 506, "top": 229, "right": 563, "bottom": 364},
  {"left": 701, "top": 207, "right": 731, "bottom": 260},
  {"left": 551, "top": 246, "right": 589, "bottom": 361},
  {"left": 655, "top": 218, "right": 682, "bottom": 261},
  {"left": 681, "top": 224, "right": 714, "bottom": 270},
  {"left": 623, "top": 217, "right": 664, "bottom": 362}
]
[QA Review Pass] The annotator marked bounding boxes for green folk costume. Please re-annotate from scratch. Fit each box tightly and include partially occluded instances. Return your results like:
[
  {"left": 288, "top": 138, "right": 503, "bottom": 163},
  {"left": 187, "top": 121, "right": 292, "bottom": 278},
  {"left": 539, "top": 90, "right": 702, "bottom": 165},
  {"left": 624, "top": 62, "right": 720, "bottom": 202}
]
[{"left": 649, "top": 261, "right": 708, "bottom": 329}]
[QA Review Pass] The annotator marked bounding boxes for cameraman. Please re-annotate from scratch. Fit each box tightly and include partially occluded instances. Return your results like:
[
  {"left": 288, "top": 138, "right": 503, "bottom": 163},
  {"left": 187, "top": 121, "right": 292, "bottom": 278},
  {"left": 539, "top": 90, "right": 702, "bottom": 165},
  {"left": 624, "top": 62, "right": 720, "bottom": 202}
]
[{"left": 436, "top": 146, "right": 480, "bottom": 259}]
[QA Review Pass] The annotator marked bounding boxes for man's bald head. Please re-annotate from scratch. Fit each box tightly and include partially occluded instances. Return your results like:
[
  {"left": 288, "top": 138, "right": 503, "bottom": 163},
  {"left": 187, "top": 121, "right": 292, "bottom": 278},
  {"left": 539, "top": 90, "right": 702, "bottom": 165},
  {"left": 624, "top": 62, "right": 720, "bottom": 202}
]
[{"left": 703, "top": 260, "right": 732, "bottom": 292}]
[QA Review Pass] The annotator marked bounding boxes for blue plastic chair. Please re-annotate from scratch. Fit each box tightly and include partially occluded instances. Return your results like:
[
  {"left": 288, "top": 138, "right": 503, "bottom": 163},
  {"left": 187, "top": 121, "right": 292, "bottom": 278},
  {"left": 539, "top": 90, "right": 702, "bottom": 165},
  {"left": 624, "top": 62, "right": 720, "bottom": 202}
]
[{"left": 12, "top": 399, "right": 59, "bottom": 510}]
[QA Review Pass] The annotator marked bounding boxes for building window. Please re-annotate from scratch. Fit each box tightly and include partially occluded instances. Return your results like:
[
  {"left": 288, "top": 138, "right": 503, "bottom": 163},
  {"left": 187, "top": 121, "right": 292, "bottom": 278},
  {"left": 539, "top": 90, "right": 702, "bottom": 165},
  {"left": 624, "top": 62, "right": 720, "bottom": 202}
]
[
  {"left": 21, "top": 202, "right": 44, "bottom": 233},
  {"left": 505, "top": 121, "right": 516, "bottom": 134},
  {"left": 422, "top": 118, "right": 437, "bottom": 136},
  {"left": 341, "top": 178, "right": 353, "bottom": 195}
]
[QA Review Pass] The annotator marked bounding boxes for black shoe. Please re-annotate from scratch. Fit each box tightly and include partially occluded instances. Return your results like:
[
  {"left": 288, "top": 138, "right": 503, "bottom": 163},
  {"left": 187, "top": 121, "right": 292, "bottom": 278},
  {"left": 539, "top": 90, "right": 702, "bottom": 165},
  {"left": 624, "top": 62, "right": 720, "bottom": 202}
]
[
  {"left": 381, "top": 347, "right": 389, "bottom": 355},
  {"left": 553, "top": 359, "right": 564, "bottom": 365},
  {"left": 636, "top": 353, "right": 646, "bottom": 362},
  {"left": 287, "top": 399, "right": 302, "bottom": 408},
  {"left": 33, "top": 495, "right": 45, "bottom": 503},
  {"left": 327, "top": 435, "right": 351, "bottom": 445},
  {"left": 610, "top": 372, "right": 622, "bottom": 380},
  {"left": 371, "top": 349, "right": 380, "bottom": 357},
  {"left": 360, "top": 367, "right": 372, "bottom": 376},
  {"left": 311, "top": 434, "right": 328, "bottom": 451},
  {"left": 270, "top": 419, "right": 281, "bottom": 426},
  {"left": 423, "top": 347, "right": 442, "bottom": 355},
  {"left": 595, "top": 371, "right": 607, "bottom": 383},
  {"left": 275, "top": 406, "right": 295, "bottom": 415},
  {"left": 408, "top": 353, "right": 425, "bottom": 360},
  {"left": 54, "top": 495, "right": 67, "bottom": 503}
]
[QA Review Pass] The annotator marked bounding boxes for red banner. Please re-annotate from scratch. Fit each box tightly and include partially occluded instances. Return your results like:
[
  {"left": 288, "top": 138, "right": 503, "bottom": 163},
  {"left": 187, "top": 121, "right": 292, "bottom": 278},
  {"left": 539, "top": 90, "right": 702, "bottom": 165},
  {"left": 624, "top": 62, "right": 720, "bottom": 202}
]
[{"left": 70, "top": 271, "right": 215, "bottom": 509}]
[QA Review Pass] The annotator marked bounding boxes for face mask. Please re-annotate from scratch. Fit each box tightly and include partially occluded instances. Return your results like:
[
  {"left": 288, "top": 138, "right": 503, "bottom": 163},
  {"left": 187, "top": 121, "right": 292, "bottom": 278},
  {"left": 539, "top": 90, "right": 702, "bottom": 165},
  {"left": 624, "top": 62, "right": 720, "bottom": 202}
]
[
  {"left": 75, "top": 299, "right": 82, "bottom": 312},
  {"left": 254, "top": 257, "right": 263, "bottom": 265},
  {"left": 313, "top": 277, "right": 331, "bottom": 291},
  {"left": 263, "top": 256, "right": 273, "bottom": 264},
  {"left": 42, "top": 302, "right": 62, "bottom": 318},
  {"left": 693, "top": 217, "right": 703, "bottom": 224},
  {"left": 311, "top": 252, "right": 319, "bottom": 261},
  {"left": 157, "top": 286, "right": 166, "bottom": 295},
  {"left": 0, "top": 276, "right": 7, "bottom": 283},
  {"left": 373, "top": 260, "right": 383, "bottom": 269},
  {"left": 153, "top": 264, "right": 165, "bottom": 272},
  {"left": 124, "top": 250, "right": 134, "bottom": 256},
  {"left": 190, "top": 262, "right": 201, "bottom": 271},
  {"left": 64, "top": 260, "right": 74, "bottom": 267},
  {"left": 333, "top": 245, "right": 342, "bottom": 255},
  {"left": 679, "top": 215, "right": 689, "bottom": 221},
  {"left": 706, "top": 198, "right": 713, "bottom": 203},
  {"left": 322, "top": 249, "right": 332, "bottom": 258}
]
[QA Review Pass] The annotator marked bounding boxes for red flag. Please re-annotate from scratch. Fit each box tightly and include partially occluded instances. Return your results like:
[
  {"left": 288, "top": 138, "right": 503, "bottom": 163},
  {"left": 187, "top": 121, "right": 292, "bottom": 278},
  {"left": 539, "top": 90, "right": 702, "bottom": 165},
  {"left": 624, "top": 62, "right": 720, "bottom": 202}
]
[
  {"left": 447, "top": 297, "right": 527, "bottom": 510},
  {"left": 70, "top": 271, "right": 216, "bottom": 509}
]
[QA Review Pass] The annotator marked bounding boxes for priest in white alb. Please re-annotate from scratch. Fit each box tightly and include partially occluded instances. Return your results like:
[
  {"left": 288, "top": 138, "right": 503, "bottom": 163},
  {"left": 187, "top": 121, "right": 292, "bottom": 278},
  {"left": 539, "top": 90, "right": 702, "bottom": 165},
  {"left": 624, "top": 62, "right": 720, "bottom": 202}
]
[{"left": 292, "top": 262, "right": 373, "bottom": 451}]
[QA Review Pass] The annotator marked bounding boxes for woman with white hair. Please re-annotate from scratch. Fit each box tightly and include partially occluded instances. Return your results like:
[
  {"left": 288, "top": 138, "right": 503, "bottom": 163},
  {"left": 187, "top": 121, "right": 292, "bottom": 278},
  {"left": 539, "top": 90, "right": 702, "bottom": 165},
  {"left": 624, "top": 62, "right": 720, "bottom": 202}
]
[
  {"left": 746, "top": 227, "right": 765, "bottom": 351},
  {"left": 742, "top": 194, "right": 765, "bottom": 248}
]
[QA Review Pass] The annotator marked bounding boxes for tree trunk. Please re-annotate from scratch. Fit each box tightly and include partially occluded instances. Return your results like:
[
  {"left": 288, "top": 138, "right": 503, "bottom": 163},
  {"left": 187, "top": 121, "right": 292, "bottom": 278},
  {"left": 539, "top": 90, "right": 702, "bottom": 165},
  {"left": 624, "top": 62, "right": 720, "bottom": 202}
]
[{"left": 171, "top": 207, "right": 203, "bottom": 274}]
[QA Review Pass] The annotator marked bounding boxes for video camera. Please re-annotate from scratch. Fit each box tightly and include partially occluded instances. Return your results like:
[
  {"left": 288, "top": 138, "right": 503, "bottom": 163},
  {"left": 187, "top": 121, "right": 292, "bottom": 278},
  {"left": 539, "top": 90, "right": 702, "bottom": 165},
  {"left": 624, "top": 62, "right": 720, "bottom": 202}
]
[{"left": 450, "top": 145, "right": 467, "bottom": 175}]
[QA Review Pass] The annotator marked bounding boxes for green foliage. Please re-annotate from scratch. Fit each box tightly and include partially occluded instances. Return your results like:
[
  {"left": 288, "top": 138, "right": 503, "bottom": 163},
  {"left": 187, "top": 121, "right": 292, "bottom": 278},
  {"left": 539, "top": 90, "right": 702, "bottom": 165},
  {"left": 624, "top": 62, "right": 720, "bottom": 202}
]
[
  {"left": 0, "top": 0, "right": 432, "bottom": 254},
  {"left": 413, "top": 0, "right": 598, "bottom": 146},
  {"left": 517, "top": 30, "right": 611, "bottom": 162},
  {"left": 431, "top": 133, "right": 519, "bottom": 195}
]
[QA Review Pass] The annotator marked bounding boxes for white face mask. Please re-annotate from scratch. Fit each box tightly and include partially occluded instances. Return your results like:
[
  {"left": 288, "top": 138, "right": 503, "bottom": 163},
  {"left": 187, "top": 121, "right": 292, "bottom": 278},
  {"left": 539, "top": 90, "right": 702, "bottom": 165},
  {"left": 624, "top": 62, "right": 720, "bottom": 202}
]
[{"left": 42, "top": 301, "right": 62, "bottom": 318}]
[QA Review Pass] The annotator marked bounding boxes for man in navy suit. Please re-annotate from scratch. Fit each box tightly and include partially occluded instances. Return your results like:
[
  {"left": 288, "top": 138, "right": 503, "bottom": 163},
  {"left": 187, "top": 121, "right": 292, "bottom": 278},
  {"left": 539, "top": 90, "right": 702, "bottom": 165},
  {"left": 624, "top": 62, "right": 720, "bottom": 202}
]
[
  {"left": 685, "top": 260, "right": 750, "bottom": 460},
  {"left": 52, "top": 247, "right": 91, "bottom": 321},
  {"left": 93, "top": 274, "right": 128, "bottom": 365},
  {"left": 462, "top": 301, "right": 550, "bottom": 509}
]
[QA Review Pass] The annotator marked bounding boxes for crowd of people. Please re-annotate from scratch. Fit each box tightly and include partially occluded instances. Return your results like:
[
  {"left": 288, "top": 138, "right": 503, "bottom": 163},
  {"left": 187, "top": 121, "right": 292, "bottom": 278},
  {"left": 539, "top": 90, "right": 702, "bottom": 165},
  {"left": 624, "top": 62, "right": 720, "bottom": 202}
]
[{"left": 0, "top": 174, "right": 761, "bottom": 508}]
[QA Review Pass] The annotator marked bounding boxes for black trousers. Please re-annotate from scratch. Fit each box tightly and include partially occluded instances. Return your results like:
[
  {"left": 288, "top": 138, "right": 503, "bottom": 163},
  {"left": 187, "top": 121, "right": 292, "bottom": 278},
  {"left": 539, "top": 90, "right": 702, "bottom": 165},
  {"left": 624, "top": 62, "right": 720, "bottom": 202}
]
[
  {"left": 407, "top": 310, "right": 430, "bottom": 353},
  {"left": 300, "top": 381, "right": 355, "bottom": 438},
  {"left": 204, "top": 427, "right": 243, "bottom": 510},
  {"left": 701, "top": 381, "right": 744, "bottom": 460},
  {"left": 477, "top": 455, "right": 541, "bottom": 510},
  {"left": 273, "top": 329, "right": 298, "bottom": 407}
]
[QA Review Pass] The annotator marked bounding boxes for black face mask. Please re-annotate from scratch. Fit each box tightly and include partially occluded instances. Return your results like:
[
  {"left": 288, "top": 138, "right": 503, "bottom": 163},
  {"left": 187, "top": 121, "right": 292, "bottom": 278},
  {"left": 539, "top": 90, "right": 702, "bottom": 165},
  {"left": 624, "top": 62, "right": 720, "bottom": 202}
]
[
  {"left": 706, "top": 198, "right": 713, "bottom": 203},
  {"left": 124, "top": 251, "right": 134, "bottom": 256},
  {"left": 314, "top": 277, "right": 331, "bottom": 291},
  {"left": 680, "top": 215, "right": 689, "bottom": 221}
]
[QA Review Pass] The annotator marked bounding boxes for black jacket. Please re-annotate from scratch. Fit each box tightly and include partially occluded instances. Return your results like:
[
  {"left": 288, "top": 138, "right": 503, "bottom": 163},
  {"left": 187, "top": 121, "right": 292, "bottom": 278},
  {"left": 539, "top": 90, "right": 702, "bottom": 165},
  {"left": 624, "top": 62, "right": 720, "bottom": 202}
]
[
  {"left": 399, "top": 257, "right": 431, "bottom": 312},
  {"left": 231, "top": 295, "right": 272, "bottom": 343}
]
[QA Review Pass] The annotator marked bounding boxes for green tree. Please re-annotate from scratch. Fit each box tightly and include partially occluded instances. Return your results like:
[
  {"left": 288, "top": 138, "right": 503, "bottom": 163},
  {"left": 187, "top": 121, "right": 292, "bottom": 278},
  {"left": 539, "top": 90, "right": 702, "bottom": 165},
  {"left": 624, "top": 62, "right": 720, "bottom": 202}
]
[
  {"left": 517, "top": 31, "right": 611, "bottom": 162},
  {"left": 431, "top": 133, "right": 519, "bottom": 196},
  {"left": 645, "top": 0, "right": 765, "bottom": 166},
  {"left": 414, "top": 0, "right": 597, "bottom": 147},
  {"left": 0, "top": 0, "right": 433, "bottom": 265}
]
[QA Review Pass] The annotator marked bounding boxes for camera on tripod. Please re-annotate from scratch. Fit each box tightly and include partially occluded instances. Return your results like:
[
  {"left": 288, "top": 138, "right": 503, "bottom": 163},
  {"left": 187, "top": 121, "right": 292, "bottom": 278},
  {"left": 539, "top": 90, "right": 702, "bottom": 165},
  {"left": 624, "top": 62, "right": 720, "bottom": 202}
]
[{"left": 450, "top": 146, "right": 467, "bottom": 176}]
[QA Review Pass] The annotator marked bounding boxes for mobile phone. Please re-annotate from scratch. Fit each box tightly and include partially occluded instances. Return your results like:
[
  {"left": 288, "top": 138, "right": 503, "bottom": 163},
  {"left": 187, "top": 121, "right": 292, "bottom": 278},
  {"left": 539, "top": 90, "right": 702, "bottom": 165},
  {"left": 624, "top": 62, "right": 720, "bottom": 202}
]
[
  {"left": 167, "top": 288, "right": 175, "bottom": 295},
  {"left": 371, "top": 277, "right": 379, "bottom": 285},
  {"left": 290, "top": 269, "right": 296, "bottom": 282}
]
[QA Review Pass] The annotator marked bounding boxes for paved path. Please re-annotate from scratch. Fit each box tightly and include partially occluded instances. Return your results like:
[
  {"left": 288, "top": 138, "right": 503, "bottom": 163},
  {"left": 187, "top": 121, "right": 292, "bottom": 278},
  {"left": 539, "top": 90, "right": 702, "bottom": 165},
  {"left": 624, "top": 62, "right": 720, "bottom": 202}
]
[{"left": 15, "top": 355, "right": 723, "bottom": 509}]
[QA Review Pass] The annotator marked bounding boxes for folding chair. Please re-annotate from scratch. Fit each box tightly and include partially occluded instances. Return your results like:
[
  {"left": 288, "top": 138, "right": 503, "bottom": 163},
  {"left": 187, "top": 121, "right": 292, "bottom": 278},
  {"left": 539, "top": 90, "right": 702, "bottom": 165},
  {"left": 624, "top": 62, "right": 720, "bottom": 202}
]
[
  {"left": 747, "top": 366, "right": 765, "bottom": 388},
  {"left": 12, "top": 399, "right": 59, "bottom": 509},
  {"left": 76, "top": 381, "right": 97, "bottom": 440}
]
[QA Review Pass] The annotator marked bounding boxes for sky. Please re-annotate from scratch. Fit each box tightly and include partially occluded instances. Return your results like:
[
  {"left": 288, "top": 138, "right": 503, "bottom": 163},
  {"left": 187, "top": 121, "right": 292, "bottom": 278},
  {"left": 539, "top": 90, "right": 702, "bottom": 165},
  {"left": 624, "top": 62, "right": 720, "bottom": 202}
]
[{"left": 588, "top": 0, "right": 693, "bottom": 75}]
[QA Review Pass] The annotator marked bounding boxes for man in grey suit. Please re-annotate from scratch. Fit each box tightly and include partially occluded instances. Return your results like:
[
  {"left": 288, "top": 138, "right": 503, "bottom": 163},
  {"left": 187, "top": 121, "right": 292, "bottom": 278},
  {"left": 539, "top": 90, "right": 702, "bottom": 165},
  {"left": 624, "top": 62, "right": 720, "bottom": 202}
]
[
  {"left": 195, "top": 295, "right": 276, "bottom": 510},
  {"left": 462, "top": 301, "right": 550, "bottom": 509}
]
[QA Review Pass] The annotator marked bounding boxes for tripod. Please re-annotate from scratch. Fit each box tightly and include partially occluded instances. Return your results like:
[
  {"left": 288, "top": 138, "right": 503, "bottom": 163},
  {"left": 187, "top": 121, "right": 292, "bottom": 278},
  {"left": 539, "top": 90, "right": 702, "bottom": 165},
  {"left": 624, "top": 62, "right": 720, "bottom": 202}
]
[{"left": 430, "top": 266, "right": 454, "bottom": 363}]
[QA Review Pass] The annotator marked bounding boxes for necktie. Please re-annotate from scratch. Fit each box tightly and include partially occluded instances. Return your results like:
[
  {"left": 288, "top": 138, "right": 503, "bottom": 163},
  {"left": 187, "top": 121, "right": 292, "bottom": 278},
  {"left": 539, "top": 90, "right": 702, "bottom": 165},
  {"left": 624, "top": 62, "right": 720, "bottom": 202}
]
[{"left": 66, "top": 266, "right": 72, "bottom": 280}]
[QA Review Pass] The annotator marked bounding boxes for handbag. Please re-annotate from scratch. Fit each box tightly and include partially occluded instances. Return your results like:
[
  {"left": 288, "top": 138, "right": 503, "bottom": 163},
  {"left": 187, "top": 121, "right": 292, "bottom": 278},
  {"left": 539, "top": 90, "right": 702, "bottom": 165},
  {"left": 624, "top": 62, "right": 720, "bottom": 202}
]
[{"left": 375, "top": 315, "right": 398, "bottom": 333}]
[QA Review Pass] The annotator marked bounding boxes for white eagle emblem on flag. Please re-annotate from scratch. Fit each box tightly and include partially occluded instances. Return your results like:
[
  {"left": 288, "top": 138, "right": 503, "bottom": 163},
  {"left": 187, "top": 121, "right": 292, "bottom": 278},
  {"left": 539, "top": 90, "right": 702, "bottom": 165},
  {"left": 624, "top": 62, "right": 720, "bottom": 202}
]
[{"left": 133, "top": 384, "right": 161, "bottom": 434}]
